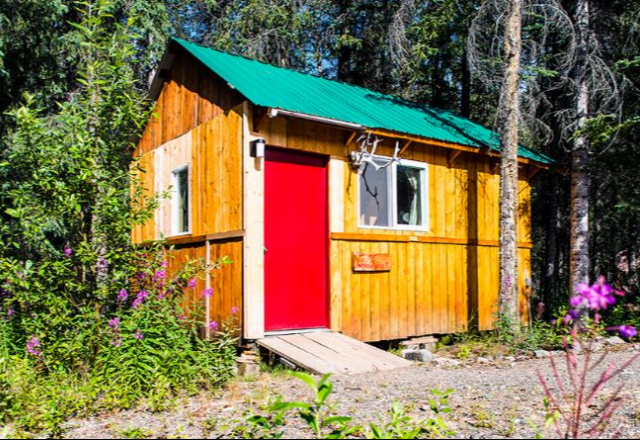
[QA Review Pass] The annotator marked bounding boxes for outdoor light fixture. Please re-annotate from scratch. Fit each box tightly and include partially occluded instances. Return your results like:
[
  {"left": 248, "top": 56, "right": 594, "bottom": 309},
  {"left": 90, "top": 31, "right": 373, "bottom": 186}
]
[{"left": 250, "top": 138, "right": 266, "bottom": 158}]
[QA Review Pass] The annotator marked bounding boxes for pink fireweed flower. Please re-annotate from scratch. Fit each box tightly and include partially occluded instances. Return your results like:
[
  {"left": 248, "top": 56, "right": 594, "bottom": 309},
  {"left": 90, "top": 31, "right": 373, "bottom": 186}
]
[
  {"left": 63, "top": 246, "right": 73, "bottom": 257},
  {"left": 153, "top": 269, "right": 167, "bottom": 281},
  {"left": 161, "top": 261, "right": 169, "bottom": 268},
  {"left": 231, "top": 306, "right": 239, "bottom": 315},
  {"left": 132, "top": 290, "right": 149, "bottom": 308},
  {"left": 200, "top": 288, "right": 213, "bottom": 298},
  {"left": 188, "top": 278, "right": 197, "bottom": 288},
  {"left": 111, "top": 337, "right": 123, "bottom": 347},
  {"left": 116, "top": 289, "right": 128, "bottom": 304},
  {"left": 607, "top": 325, "right": 638, "bottom": 339},
  {"left": 26, "top": 336, "right": 42, "bottom": 357},
  {"left": 108, "top": 317, "right": 120, "bottom": 332},
  {"left": 570, "top": 277, "right": 623, "bottom": 312},
  {"left": 208, "top": 321, "right": 219, "bottom": 331},
  {"left": 6, "top": 307, "right": 15, "bottom": 317},
  {"left": 134, "top": 328, "right": 144, "bottom": 340}
]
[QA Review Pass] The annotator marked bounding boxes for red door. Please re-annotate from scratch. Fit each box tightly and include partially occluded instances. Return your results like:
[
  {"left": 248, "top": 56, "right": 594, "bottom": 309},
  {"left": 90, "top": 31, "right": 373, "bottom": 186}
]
[{"left": 265, "top": 148, "right": 329, "bottom": 332}]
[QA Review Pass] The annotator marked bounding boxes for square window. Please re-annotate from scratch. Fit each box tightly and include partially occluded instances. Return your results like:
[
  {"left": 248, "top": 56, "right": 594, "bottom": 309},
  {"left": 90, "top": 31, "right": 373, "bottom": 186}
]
[{"left": 358, "top": 157, "right": 428, "bottom": 230}]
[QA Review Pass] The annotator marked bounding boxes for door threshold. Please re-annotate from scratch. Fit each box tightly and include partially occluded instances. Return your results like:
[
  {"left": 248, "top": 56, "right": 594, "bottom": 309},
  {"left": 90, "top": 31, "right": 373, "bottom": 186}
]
[{"left": 264, "top": 328, "right": 331, "bottom": 337}]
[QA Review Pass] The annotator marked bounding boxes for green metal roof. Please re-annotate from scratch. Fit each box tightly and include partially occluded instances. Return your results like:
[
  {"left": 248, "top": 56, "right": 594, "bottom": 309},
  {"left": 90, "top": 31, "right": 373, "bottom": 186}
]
[{"left": 172, "top": 38, "right": 552, "bottom": 165}]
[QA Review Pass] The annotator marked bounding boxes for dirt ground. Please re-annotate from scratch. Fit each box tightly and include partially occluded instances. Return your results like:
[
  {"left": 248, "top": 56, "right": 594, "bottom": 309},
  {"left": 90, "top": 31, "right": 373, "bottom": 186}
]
[{"left": 61, "top": 346, "right": 640, "bottom": 439}]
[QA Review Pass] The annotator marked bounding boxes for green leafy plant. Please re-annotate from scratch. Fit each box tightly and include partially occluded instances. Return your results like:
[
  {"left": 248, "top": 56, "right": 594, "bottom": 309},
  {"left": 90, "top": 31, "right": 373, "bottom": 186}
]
[
  {"left": 367, "top": 391, "right": 454, "bottom": 439},
  {"left": 271, "top": 372, "right": 358, "bottom": 439},
  {"left": 119, "top": 426, "right": 153, "bottom": 439},
  {"left": 243, "top": 372, "right": 455, "bottom": 439}
]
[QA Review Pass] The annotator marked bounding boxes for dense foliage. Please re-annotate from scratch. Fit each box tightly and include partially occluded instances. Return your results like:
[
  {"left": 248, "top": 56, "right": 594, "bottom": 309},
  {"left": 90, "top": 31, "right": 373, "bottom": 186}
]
[{"left": 0, "top": 2, "right": 238, "bottom": 435}]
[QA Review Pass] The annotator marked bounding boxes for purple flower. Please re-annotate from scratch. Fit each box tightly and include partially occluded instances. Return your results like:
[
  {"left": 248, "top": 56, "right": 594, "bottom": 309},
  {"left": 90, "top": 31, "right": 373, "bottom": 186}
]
[
  {"left": 6, "top": 307, "right": 15, "bottom": 317},
  {"left": 563, "top": 309, "right": 580, "bottom": 325},
  {"left": 231, "top": 306, "right": 239, "bottom": 315},
  {"left": 134, "top": 328, "right": 144, "bottom": 340},
  {"left": 117, "top": 289, "right": 128, "bottom": 304},
  {"left": 132, "top": 290, "right": 149, "bottom": 308},
  {"left": 111, "top": 337, "right": 122, "bottom": 347},
  {"left": 570, "top": 277, "right": 623, "bottom": 312},
  {"left": 26, "top": 336, "right": 42, "bottom": 357},
  {"left": 188, "top": 278, "right": 197, "bottom": 288},
  {"left": 161, "top": 261, "right": 169, "bottom": 269},
  {"left": 108, "top": 317, "right": 120, "bottom": 332},
  {"left": 200, "top": 288, "right": 213, "bottom": 298},
  {"left": 98, "top": 258, "right": 109, "bottom": 268},
  {"left": 208, "top": 321, "right": 219, "bottom": 331},
  {"left": 153, "top": 269, "right": 167, "bottom": 281},
  {"left": 63, "top": 246, "right": 73, "bottom": 257},
  {"left": 608, "top": 325, "right": 638, "bottom": 339}
]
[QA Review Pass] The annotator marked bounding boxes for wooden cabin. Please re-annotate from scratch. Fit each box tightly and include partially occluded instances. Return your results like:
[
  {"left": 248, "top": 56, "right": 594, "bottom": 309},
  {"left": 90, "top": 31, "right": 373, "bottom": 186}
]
[{"left": 133, "top": 38, "right": 552, "bottom": 344}]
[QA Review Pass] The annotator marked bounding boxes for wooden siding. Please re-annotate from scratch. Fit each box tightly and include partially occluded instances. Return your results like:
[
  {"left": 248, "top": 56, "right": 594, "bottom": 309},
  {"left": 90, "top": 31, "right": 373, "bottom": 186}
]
[
  {"left": 133, "top": 54, "right": 244, "bottom": 334},
  {"left": 132, "top": 106, "right": 243, "bottom": 243},
  {"left": 256, "top": 114, "right": 534, "bottom": 341},
  {"left": 166, "top": 238, "right": 243, "bottom": 332},
  {"left": 136, "top": 52, "right": 244, "bottom": 156}
]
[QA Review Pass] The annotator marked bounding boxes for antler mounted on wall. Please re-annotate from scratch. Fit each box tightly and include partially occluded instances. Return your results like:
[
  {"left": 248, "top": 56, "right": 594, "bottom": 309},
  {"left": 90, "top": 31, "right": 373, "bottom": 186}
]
[{"left": 349, "top": 133, "right": 401, "bottom": 170}]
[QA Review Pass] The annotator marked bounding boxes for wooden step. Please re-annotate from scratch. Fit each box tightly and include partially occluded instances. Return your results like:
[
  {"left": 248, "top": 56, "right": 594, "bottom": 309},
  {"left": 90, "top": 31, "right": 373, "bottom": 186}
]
[{"left": 257, "top": 331, "right": 413, "bottom": 375}]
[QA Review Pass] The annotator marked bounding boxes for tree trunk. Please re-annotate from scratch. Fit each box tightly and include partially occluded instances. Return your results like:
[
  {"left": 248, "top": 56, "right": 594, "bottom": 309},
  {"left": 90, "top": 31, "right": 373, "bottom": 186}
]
[
  {"left": 498, "top": 0, "right": 522, "bottom": 329},
  {"left": 542, "top": 173, "right": 560, "bottom": 315},
  {"left": 461, "top": 48, "right": 472, "bottom": 118},
  {"left": 570, "top": 0, "right": 590, "bottom": 292}
]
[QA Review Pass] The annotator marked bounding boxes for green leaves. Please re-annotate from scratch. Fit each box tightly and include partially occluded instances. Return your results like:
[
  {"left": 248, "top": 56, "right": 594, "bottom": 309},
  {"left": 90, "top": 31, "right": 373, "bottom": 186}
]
[{"left": 245, "top": 372, "right": 455, "bottom": 439}]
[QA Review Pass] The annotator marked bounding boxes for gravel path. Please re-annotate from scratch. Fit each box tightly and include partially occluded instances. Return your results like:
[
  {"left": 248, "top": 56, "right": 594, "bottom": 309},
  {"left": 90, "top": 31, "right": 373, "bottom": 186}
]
[{"left": 62, "top": 347, "right": 640, "bottom": 439}]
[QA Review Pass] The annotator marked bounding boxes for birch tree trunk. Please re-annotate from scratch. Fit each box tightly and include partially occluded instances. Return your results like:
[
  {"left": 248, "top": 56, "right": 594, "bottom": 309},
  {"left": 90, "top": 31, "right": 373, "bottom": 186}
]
[
  {"left": 498, "top": 0, "right": 522, "bottom": 329},
  {"left": 543, "top": 173, "right": 560, "bottom": 316},
  {"left": 570, "top": 0, "right": 590, "bottom": 292}
]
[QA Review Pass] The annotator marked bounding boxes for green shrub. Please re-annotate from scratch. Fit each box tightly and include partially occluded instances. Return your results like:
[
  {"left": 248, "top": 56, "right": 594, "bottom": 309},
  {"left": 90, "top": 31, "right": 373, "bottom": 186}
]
[{"left": 0, "top": 249, "right": 239, "bottom": 434}]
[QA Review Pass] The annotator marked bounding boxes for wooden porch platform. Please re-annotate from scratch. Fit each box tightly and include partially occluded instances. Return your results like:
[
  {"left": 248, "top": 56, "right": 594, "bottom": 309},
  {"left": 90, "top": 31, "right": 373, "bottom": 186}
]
[{"left": 257, "top": 331, "right": 412, "bottom": 375}]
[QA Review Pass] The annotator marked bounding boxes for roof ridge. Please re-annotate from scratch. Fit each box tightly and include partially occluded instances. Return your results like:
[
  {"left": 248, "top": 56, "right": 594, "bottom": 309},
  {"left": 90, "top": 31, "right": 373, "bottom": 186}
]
[{"left": 172, "top": 37, "right": 468, "bottom": 123}]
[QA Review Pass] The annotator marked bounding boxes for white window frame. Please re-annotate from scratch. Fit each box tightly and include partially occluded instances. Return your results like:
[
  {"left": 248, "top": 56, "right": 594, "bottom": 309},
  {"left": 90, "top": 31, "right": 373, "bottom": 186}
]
[
  {"left": 171, "top": 164, "right": 192, "bottom": 236},
  {"left": 357, "top": 156, "right": 430, "bottom": 232}
]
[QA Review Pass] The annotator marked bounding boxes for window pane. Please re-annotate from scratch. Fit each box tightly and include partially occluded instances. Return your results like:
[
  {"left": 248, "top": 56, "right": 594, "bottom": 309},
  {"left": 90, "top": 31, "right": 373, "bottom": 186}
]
[
  {"left": 396, "top": 165, "right": 423, "bottom": 226},
  {"left": 359, "top": 162, "right": 390, "bottom": 227},
  {"left": 175, "top": 168, "right": 189, "bottom": 233}
]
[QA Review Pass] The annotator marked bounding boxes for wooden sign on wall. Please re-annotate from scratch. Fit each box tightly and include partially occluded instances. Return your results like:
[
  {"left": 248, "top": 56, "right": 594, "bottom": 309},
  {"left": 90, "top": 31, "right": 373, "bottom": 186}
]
[{"left": 352, "top": 252, "right": 392, "bottom": 272}]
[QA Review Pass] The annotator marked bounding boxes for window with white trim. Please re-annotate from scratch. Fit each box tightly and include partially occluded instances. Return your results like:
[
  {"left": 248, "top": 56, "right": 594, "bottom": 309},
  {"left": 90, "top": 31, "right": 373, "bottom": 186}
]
[
  {"left": 172, "top": 165, "right": 190, "bottom": 235},
  {"left": 358, "top": 157, "right": 428, "bottom": 230}
]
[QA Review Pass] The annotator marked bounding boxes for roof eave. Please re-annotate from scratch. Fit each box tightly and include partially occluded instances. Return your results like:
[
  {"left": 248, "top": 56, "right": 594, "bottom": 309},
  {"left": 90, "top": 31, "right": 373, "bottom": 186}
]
[{"left": 148, "top": 40, "right": 179, "bottom": 100}]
